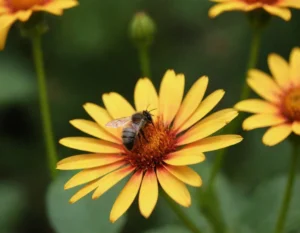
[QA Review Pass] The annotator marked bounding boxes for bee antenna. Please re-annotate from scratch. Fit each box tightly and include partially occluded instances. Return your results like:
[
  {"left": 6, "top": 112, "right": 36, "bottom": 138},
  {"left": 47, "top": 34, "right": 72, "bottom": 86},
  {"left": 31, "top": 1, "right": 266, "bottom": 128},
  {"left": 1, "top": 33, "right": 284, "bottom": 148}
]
[{"left": 148, "top": 108, "right": 157, "bottom": 112}]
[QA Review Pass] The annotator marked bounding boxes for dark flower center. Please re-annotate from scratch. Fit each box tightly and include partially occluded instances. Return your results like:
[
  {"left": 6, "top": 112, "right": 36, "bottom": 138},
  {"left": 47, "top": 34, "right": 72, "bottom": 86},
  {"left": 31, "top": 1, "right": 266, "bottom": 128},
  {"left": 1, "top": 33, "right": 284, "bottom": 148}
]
[
  {"left": 7, "top": 0, "right": 48, "bottom": 11},
  {"left": 243, "top": 0, "right": 279, "bottom": 4},
  {"left": 282, "top": 88, "right": 300, "bottom": 121}
]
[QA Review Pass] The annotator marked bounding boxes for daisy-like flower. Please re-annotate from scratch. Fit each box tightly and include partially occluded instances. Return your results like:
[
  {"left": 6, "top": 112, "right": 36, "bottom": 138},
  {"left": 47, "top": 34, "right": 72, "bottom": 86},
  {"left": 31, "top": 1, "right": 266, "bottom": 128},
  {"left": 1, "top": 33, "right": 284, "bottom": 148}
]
[
  {"left": 208, "top": 0, "right": 300, "bottom": 21},
  {"left": 57, "top": 70, "right": 242, "bottom": 222},
  {"left": 235, "top": 48, "right": 300, "bottom": 146},
  {"left": 0, "top": 0, "right": 78, "bottom": 49}
]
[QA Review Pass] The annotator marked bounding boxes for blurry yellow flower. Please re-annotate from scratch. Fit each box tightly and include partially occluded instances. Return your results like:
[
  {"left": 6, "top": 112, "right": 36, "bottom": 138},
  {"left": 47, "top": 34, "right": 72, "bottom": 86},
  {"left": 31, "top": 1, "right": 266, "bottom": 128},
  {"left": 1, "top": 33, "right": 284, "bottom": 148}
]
[
  {"left": 235, "top": 48, "right": 300, "bottom": 146},
  {"left": 0, "top": 0, "right": 78, "bottom": 49},
  {"left": 57, "top": 70, "right": 242, "bottom": 222},
  {"left": 208, "top": 0, "right": 300, "bottom": 21}
]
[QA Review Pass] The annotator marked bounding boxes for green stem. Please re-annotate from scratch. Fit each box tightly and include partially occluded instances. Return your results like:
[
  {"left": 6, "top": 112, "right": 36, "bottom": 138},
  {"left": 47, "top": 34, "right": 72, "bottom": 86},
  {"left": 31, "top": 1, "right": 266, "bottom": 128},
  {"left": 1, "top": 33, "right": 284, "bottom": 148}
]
[
  {"left": 162, "top": 192, "right": 202, "bottom": 233},
  {"left": 274, "top": 141, "right": 299, "bottom": 233},
  {"left": 207, "top": 26, "right": 262, "bottom": 190},
  {"left": 137, "top": 45, "right": 151, "bottom": 78},
  {"left": 31, "top": 32, "right": 58, "bottom": 179}
]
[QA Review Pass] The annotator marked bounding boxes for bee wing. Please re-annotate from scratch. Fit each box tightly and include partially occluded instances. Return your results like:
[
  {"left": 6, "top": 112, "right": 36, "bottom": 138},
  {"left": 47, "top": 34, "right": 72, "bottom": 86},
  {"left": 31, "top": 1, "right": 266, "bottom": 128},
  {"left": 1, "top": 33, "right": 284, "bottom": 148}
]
[{"left": 105, "top": 116, "right": 132, "bottom": 128}]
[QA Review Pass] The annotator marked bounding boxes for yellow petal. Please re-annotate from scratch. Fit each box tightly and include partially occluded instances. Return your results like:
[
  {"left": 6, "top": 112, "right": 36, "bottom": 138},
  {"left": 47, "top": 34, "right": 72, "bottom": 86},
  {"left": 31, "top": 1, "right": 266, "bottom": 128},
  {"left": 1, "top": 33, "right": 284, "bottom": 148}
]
[
  {"left": 263, "top": 5, "right": 291, "bottom": 21},
  {"left": 110, "top": 171, "right": 143, "bottom": 223},
  {"left": 279, "top": 0, "right": 300, "bottom": 8},
  {"left": 83, "top": 103, "right": 121, "bottom": 139},
  {"left": 33, "top": 0, "right": 78, "bottom": 15},
  {"left": 173, "top": 76, "right": 208, "bottom": 131},
  {"left": 59, "top": 137, "right": 123, "bottom": 153},
  {"left": 292, "top": 121, "right": 300, "bottom": 135},
  {"left": 234, "top": 99, "right": 279, "bottom": 114},
  {"left": 70, "top": 119, "right": 121, "bottom": 144},
  {"left": 156, "top": 167, "right": 191, "bottom": 207},
  {"left": 242, "top": 114, "right": 286, "bottom": 130},
  {"left": 57, "top": 154, "right": 124, "bottom": 170},
  {"left": 0, "top": 15, "right": 17, "bottom": 50},
  {"left": 64, "top": 161, "right": 126, "bottom": 189},
  {"left": 187, "top": 134, "right": 243, "bottom": 152},
  {"left": 159, "top": 70, "right": 185, "bottom": 126},
  {"left": 102, "top": 92, "right": 135, "bottom": 119},
  {"left": 134, "top": 78, "right": 158, "bottom": 116},
  {"left": 262, "top": 123, "right": 292, "bottom": 146},
  {"left": 15, "top": 10, "right": 32, "bottom": 21},
  {"left": 268, "top": 53, "right": 290, "bottom": 88},
  {"left": 92, "top": 166, "right": 134, "bottom": 199},
  {"left": 69, "top": 179, "right": 100, "bottom": 204},
  {"left": 247, "top": 69, "right": 281, "bottom": 103},
  {"left": 289, "top": 47, "right": 300, "bottom": 85},
  {"left": 138, "top": 169, "right": 158, "bottom": 218},
  {"left": 178, "top": 89, "right": 225, "bottom": 132},
  {"left": 163, "top": 165, "right": 202, "bottom": 187},
  {"left": 208, "top": 2, "right": 247, "bottom": 18},
  {"left": 177, "top": 109, "right": 238, "bottom": 145},
  {"left": 164, "top": 147, "right": 205, "bottom": 165}
]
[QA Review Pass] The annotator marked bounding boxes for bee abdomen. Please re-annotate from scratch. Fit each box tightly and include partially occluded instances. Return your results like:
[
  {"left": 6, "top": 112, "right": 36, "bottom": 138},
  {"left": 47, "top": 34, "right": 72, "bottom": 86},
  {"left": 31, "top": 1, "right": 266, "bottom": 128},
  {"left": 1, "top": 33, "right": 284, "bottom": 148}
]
[{"left": 122, "top": 128, "right": 136, "bottom": 150}]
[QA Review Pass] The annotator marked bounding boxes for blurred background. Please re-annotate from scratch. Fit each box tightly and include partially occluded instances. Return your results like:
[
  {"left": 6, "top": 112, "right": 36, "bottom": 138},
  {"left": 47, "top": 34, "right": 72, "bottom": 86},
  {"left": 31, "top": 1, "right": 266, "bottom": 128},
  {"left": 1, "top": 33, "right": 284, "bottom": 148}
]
[{"left": 1, "top": 0, "right": 300, "bottom": 233}]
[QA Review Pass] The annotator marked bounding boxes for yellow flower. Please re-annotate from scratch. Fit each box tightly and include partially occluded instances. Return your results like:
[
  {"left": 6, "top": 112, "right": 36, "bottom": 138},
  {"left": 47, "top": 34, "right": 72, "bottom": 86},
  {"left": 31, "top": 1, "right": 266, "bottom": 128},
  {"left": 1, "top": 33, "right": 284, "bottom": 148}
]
[
  {"left": 208, "top": 0, "right": 300, "bottom": 21},
  {"left": 235, "top": 48, "right": 300, "bottom": 146},
  {"left": 0, "top": 0, "right": 78, "bottom": 50},
  {"left": 57, "top": 70, "right": 242, "bottom": 223}
]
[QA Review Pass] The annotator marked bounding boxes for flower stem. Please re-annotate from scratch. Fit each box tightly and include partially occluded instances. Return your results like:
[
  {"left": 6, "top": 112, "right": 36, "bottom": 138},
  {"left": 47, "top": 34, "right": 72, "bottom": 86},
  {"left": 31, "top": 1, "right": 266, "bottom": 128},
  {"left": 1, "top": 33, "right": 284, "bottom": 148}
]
[
  {"left": 207, "top": 26, "right": 262, "bottom": 190},
  {"left": 137, "top": 45, "right": 151, "bottom": 78},
  {"left": 274, "top": 140, "right": 299, "bottom": 233},
  {"left": 162, "top": 192, "right": 202, "bottom": 233},
  {"left": 31, "top": 31, "right": 58, "bottom": 179}
]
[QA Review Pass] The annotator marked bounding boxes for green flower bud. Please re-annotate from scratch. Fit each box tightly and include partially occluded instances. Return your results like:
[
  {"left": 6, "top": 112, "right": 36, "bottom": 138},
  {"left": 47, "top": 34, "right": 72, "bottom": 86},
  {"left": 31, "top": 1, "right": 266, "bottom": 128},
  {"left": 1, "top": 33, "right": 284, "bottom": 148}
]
[{"left": 129, "top": 12, "right": 156, "bottom": 47}]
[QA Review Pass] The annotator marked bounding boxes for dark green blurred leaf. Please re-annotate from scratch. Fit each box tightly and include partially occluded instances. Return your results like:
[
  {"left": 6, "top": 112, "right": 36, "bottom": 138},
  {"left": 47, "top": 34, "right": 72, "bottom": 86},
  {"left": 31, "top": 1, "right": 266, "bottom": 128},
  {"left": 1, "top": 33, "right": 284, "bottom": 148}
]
[
  {"left": 143, "top": 225, "right": 191, "bottom": 233},
  {"left": 46, "top": 171, "right": 126, "bottom": 233}
]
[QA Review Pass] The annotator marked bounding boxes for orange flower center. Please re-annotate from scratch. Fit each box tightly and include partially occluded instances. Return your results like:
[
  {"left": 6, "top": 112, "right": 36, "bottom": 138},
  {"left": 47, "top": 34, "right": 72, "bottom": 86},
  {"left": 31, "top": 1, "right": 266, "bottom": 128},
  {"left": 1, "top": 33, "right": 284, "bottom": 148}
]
[
  {"left": 7, "top": 0, "right": 47, "bottom": 11},
  {"left": 125, "top": 118, "right": 177, "bottom": 171},
  {"left": 243, "top": 0, "right": 279, "bottom": 4},
  {"left": 283, "top": 88, "right": 300, "bottom": 121}
]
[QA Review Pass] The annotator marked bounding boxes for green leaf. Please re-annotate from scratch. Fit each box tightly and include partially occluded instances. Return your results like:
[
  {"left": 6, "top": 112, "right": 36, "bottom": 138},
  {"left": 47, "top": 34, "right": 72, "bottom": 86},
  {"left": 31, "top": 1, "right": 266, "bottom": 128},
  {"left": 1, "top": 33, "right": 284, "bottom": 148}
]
[
  {"left": 143, "top": 225, "right": 192, "bottom": 233},
  {"left": 46, "top": 171, "right": 126, "bottom": 233}
]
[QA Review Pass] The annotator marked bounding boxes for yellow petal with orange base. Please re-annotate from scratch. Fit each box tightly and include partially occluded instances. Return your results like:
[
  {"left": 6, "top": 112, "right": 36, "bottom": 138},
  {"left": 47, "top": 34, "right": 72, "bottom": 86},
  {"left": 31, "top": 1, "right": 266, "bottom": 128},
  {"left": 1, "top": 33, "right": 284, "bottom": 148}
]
[
  {"left": 263, "top": 5, "right": 291, "bottom": 21},
  {"left": 92, "top": 166, "right": 134, "bottom": 199},
  {"left": 268, "top": 53, "right": 290, "bottom": 88},
  {"left": 178, "top": 89, "right": 225, "bottom": 132},
  {"left": 159, "top": 70, "right": 185, "bottom": 126},
  {"left": 64, "top": 161, "right": 126, "bottom": 189},
  {"left": 59, "top": 137, "right": 123, "bottom": 153},
  {"left": 134, "top": 78, "right": 158, "bottom": 116},
  {"left": 139, "top": 169, "right": 158, "bottom": 218},
  {"left": 69, "top": 179, "right": 100, "bottom": 204},
  {"left": 70, "top": 119, "right": 121, "bottom": 144},
  {"left": 57, "top": 154, "right": 124, "bottom": 170},
  {"left": 289, "top": 47, "right": 300, "bottom": 85},
  {"left": 243, "top": 114, "right": 286, "bottom": 130},
  {"left": 163, "top": 165, "right": 202, "bottom": 187},
  {"left": 292, "top": 121, "right": 300, "bottom": 135},
  {"left": 156, "top": 167, "right": 191, "bottom": 207},
  {"left": 208, "top": 2, "right": 247, "bottom": 18},
  {"left": 247, "top": 69, "right": 281, "bottom": 103},
  {"left": 33, "top": 0, "right": 78, "bottom": 15},
  {"left": 262, "top": 123, "right": 292, "bottom": 146},
  {"left": 173, "top": 76, "right": 208, "bottom": 131},
  {"left": 234, "top": 99, "right": 278, "bottom": 114},
  {"left": 188, "top": 134, "right": 243, "bottom": 152},
  {"left": 110, "top": 171, "right": 143, "bottom": 223},
  {"left": 83, "top": 103, "right": 121, "bottom": 139},
  {"left": 164, "top": 147, "right": 205, "bottom": 165},
  {"left": 0, "top": 15, "right": 17, "bottom": 50},
  {"left": 177, "top": 109, "right": 238, "bottom": 145},
  {"left": 103, "top": 92, "right": 135, "bottom": 119}
]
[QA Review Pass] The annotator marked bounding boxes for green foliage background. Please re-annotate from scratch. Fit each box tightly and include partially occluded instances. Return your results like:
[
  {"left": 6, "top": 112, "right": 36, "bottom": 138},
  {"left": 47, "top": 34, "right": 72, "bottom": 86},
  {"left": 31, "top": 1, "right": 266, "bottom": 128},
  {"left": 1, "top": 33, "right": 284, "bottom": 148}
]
[{"left": 0, "top": 0, "right": 300, "bottom": 233}]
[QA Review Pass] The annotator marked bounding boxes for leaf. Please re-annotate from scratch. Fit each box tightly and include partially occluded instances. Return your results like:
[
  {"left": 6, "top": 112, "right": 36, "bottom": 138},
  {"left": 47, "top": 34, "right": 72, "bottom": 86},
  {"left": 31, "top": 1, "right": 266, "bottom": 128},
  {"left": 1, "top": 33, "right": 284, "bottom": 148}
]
[
  {"left": 46, "top": 171, "right": 126, "bottom": 233},
  {"left": 143, "top": 225, "right": 193, "bottom": 233}
]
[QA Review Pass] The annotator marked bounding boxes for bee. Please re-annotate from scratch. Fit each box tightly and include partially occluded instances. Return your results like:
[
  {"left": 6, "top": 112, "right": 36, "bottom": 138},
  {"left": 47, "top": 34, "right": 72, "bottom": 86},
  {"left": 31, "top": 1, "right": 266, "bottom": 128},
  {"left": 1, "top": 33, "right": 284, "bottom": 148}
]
[{"left": 105, "top": 110, "right": 154, "bottom": 151}]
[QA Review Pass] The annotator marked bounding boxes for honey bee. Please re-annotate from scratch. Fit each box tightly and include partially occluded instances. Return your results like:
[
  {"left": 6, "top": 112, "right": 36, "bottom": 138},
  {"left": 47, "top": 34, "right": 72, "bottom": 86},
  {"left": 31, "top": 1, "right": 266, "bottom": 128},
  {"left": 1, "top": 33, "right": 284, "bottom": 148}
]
[{"left": 105, "top": 110, "right": 154, "bottom": 151}]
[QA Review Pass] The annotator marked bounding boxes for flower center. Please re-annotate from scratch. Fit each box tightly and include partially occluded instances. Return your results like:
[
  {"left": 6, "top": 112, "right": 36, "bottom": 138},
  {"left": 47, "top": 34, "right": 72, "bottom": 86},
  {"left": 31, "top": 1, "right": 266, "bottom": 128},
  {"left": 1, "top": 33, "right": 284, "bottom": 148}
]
[
  {"left": 125, "top": 118, "right": 177, "bottom": 171},
  {"left": 282, "top": 88, "right": 300, "bottom": 121},
  {"left": 7, "top": 0, "right": 47, "bottom": 11},
  {"left": 243, "top": 0, "right": 279, "bottom": 4}
]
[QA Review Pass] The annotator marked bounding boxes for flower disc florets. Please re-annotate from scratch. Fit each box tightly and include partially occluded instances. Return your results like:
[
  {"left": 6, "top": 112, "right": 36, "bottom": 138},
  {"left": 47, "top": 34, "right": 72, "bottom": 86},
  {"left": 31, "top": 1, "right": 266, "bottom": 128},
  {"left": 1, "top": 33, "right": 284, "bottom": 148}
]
[
  {"left": 282, "top": 88, "right": 300, "bottom": 121},
  {"left": 244, "top": 0, "right": 278, "bottom": 4},
  {"left": 126, "top": 118, "right": 177, "bottom": 171}
]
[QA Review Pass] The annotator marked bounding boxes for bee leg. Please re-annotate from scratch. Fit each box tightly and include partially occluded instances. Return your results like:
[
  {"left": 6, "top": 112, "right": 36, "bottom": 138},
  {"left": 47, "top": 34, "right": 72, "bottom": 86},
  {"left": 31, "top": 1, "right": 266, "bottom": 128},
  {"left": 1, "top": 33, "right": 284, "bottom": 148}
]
[{"left": 140, "top": 130, "right": 148, "bottom": 142}]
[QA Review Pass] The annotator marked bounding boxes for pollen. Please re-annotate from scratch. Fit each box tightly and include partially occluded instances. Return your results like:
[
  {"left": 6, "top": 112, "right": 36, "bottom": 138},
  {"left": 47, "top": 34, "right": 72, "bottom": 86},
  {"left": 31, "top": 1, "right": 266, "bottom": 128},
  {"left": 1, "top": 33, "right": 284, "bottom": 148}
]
[
  {"left": 282, "top": 88, "right": 300, "bottom": 121},
  {"left": 125, "top": 118, "right": 177, "bottom": 171},
  {"left": 7, "top": 0, "right": 48, "bottom": 11}
]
